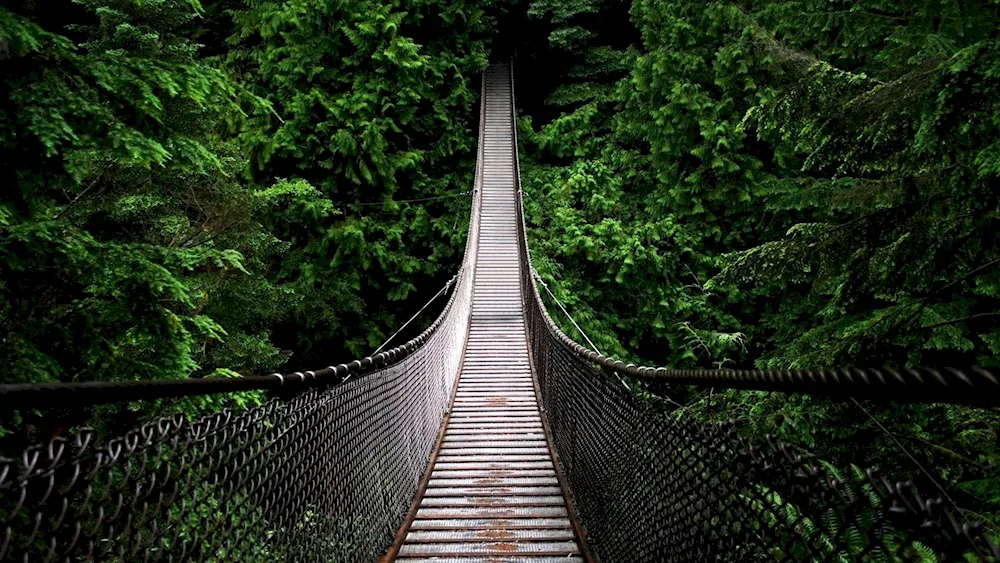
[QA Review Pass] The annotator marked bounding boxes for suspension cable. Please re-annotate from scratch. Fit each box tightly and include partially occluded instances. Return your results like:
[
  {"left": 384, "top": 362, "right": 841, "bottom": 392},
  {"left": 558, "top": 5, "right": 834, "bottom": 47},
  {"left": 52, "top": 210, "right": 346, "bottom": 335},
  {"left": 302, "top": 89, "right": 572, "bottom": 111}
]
[
  {"left": 533, "top": 268, "right": 634, "bottom": 390},
  {"left": 0, "top": 271, "right": 464, "bottom": 408},
  {"left": 528, "top": 272, "right": 1000, "bottom": 406},
  {"left": 850, "top": 397, "right": 959, "bottom": 509},
  {"left": 374, "top": 274, "right": 458, "bottom": 354},
  {"left": 336, "top": 190, "right": 472, "bottom": 208},
  {"left": 533, "top": 268, "right": 603, "bottom": 355}
]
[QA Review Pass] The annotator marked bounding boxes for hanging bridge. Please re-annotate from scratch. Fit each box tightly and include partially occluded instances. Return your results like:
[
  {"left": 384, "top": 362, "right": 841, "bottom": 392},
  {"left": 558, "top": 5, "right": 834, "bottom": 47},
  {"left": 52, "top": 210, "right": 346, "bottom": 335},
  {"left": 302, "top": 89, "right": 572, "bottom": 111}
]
[{"left": 2, "top": 62, "right": 1000, "bottom": 562}]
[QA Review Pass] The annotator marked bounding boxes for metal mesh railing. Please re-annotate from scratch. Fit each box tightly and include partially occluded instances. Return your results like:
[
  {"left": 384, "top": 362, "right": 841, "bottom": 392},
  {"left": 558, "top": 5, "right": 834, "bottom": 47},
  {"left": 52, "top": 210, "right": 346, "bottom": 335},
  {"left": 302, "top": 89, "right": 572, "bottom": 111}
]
[
  {"left": 0, "top": 347, "right": 462, "bottom": 562},
  {"left": 522, "top": 316, "right": 1000, "bottom": 561},
  {"left": 0, "top": 252, "right": 476, "bottom": 563},
  {"left": 506, "top": 62, "right": 1000, "bottom": 561}
]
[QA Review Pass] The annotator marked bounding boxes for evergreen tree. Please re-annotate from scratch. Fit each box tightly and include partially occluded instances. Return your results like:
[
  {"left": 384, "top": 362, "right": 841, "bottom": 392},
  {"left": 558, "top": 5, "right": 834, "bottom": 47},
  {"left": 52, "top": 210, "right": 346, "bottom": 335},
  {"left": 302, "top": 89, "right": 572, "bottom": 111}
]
[
  {"left": 227, "top": 0, "right": 491, "bottom": 362},
  {"left": 0, "top": 0, "right": 291, "bottom": 434}
]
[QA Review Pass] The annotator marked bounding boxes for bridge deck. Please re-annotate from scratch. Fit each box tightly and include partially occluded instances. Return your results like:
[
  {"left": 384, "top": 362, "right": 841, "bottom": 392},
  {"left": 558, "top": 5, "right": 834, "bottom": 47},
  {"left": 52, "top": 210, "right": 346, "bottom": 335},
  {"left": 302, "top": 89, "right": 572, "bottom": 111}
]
[{"left": 391, "top": 65, "right": 584, "bottom": 562}]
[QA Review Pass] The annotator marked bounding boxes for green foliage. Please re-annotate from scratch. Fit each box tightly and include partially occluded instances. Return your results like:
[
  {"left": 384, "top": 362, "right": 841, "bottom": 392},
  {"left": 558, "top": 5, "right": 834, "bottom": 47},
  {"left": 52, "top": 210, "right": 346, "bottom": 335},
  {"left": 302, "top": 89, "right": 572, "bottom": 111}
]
[
  {"left": 529, "top": 0, "right": 1000, "bottom": 372},
  {"left": 0, "top": 0, "right": 493, "bottom": 437},
  {"left": 0, "top": 0, "right": 294, "bottom": 436},
  {"left": 519, "top": 0, "right": 740, "bottom": 368},
  {"left": 227, "top": 0, "right": 490, "bottom": 359},
  {"left": 3, "top": 1, "right": 258, "bottom": 382},
  {"left": 516, "top": 0, "right": 1000, "bottom": 539}
]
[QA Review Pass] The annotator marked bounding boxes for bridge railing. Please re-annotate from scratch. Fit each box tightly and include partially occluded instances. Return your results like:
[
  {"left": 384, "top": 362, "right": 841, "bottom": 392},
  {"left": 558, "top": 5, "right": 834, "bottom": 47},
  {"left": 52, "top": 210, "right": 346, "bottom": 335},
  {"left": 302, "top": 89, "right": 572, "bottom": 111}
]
[
  {"left": 508, "top": 62, "right": 1000, "bottom": 561},
  {"left": 0, "top": 257, "right": 471, "bottom": 563}
]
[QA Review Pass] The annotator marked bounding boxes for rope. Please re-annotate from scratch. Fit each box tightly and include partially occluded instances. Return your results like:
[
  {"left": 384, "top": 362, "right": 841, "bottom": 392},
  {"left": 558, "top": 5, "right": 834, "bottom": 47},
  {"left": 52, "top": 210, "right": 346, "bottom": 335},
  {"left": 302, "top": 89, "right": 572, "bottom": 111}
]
[
  {"left": 533, "top": 268, "right": 631, "bottom": 390},
  {"left": 374, "top": 274, "right": 458, "bottom": 354},
  {"left": 0, "top": 271, "right": 464, "bottom": 408},
  {"left": 336, "top": 191, "right": 473, "bottom": 208},
  {"left": 533, "top": 268, "right": 603, "bottom": 355},
  {"left": 531, "top": 284, "right": 1000, "bottom": 405}
]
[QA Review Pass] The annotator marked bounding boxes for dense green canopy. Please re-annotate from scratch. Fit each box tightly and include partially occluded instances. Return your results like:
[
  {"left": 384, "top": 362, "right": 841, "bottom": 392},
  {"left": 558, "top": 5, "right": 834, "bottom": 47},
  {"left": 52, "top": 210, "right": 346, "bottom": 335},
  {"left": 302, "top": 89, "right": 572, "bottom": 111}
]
[{"left": 1, "top": 0, "right": 491, "bottom": 431}]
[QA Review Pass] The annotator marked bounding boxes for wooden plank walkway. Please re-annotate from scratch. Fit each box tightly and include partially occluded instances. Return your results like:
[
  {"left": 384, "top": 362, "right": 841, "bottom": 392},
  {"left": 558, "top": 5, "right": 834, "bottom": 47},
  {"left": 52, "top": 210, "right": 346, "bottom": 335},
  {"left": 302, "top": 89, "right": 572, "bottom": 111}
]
[{"left": 390, "top": 64, "right": 585, "bottom": 562}]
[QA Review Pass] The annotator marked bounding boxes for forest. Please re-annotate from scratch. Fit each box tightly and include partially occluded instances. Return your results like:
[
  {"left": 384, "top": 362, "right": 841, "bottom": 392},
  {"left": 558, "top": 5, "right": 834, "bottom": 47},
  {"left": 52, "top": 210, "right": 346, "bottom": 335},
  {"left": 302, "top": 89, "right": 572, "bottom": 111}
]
[{"left": 2, "top": 0, "right": 1000, "bottom": 543}]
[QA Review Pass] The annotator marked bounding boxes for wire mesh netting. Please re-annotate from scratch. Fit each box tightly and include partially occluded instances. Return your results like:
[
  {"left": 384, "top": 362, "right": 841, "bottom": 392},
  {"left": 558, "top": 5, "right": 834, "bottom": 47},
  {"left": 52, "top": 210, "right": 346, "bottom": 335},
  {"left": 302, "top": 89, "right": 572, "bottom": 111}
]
[
  {"left": 0, "top": 294, "right": 471, "bottom": 562},
  {"left": 523, "top": 305, "right": 1000, "bottom": 561}
]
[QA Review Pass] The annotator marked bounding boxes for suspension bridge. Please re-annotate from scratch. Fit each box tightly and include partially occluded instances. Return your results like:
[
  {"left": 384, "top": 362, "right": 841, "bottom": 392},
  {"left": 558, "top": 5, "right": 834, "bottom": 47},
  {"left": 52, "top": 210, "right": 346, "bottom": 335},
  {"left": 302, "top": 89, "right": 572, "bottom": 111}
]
[{"left": 1, "top": 63, "right": 999, "bottom": 562}]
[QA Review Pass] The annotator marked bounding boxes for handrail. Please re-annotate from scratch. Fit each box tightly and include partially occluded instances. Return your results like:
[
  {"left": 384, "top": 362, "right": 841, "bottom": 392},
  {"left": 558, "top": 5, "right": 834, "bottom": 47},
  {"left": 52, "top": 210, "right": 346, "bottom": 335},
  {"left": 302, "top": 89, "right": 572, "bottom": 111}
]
[{"left": 0, "top": 279, "right": 463, "bottom": 408}]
